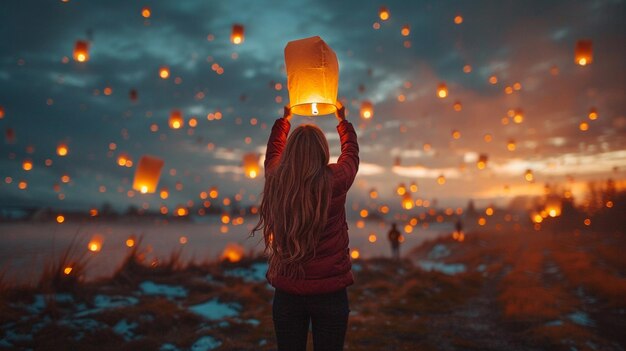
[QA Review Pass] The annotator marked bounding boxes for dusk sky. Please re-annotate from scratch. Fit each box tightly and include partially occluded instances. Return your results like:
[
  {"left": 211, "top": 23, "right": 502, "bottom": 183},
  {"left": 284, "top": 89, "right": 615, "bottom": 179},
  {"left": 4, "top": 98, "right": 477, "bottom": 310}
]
[{"left": 1, "top": 0, "right": 625, "bottom": 212}]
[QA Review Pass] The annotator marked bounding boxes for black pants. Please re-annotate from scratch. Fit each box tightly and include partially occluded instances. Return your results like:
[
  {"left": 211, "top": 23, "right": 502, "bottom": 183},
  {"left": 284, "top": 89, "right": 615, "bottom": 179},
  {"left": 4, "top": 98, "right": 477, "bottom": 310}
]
[{"left": 272, "top": 287, "right": 350, "bottom": 351}]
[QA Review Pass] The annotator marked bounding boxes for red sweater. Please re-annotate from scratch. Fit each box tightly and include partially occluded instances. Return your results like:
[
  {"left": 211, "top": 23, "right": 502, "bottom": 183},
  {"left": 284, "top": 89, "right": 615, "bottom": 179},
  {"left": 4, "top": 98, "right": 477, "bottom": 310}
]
[{"left": 263, "top": 118, "right": 359, "bottom": 295}]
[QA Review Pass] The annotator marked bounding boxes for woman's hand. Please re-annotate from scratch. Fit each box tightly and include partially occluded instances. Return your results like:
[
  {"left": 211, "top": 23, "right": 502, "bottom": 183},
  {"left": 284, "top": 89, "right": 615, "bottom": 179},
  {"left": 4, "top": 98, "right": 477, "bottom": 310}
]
[
  {"left": 283, "top": 104, "right": 292, "bottom": 121},
  {"left": 335, "top": 101, "right": 346, "bottom": 122}
]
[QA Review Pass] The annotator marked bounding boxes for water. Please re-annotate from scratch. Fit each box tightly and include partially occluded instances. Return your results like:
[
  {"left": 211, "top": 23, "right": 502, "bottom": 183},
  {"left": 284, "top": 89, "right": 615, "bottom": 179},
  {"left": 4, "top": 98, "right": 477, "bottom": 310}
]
[{"left": 0, "top": 217, "right": 453, "bottom": 285}]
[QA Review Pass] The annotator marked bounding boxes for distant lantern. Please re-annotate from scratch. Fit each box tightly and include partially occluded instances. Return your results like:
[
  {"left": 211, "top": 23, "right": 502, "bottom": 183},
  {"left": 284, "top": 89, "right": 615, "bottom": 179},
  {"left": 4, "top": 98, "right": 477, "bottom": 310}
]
[
  {"left": 159, "top": 66, "right": 170, "bottom": 79},
  {"left": 437, "top": 83, "right": 448, "bottom": 98},
  {"left": 477, "top": 154, "right": 488, "bottom": 169},
  {"left": 545, "top": 196, "right": 562, "bottom": 218},
  {"left": 231, "top": 24, "right": 245, "bottom": 44},
  {"left": 222, "top": 242, "right": 244, "bottom": 262},
  {"left": 73, "top": 40, "right": 89, "bottom": 62},
  {"left": 284, "top": 36, "right": 339, "bottom": 116},
  {"left": 379, "top": 6, "right": 390, "bottom": 21},
  {"left": 242, "top": 153, "right": 260, "bottom": 179},
  {"left": 402, "top": 194, "right": 414, "bottom": 210},
  {"left": 22, "top": 159, "right": 33, "bottom": 171},
  {"left": 360, "top": 100, "right": 374, "bottom": 119},
  {"left": 575, "top": 40, "right": 593, "bottom": 66},
  {"left": 88, "top": 235, "right": 104, "bottom": 252},
  {"left": 57, "top": 143, "right": 69, "bottom": 156},
  {"left": 0, "top": 106, "right": 4, "bottom": 119},
  {"left": 159, "top": 187, "right": 169, "bottom": 199},
  {"left": 129, "top": 89, "right": 138, "bottom": 102},
  {"left": 117, "top": 153, "right": 130, "bottom": 167},
  {"left": 132, "top": 155, "right": 164, "bottom": 194},
  {"left": 396, "top": 183, "right": 407, "bottom": 196},
  {"left": 169, "top": 110, "right": 184, "bottom": 129},
  {"left": 513, "top": 109, "right": 524, "bottom": 124},
  {"left": 588, "top": 107, "right": 598, "bottom": 120},
  {"left": 409, "top": 182, "right": 418, "bottom": 192},
  {"left": 369, "top": 188, "right": 378, "bottom": 199},
  {"left": 401, "top": 25, "right": 410, "bottom": 36},
  {"left": 507, "top": 139, "right": 516, "bottom": 151},
  {"left": 141, "top": 7, "right": 151, "bottom": 18},
  {"left": 453, "top": 101, "right": 462, "bottom": 111},
  {"left": 524, "top": 169, "right": 534, "bottom": 182},
  {"left": 437, "top": 174, "right": 446, "bottom": 185}
]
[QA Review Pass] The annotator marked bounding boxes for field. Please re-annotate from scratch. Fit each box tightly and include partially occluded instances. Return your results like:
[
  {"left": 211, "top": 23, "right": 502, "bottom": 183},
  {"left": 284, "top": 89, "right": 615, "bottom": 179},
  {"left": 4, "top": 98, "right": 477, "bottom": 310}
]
[{"left": 1, "top": 227, "right": 625, "bottom": 350}]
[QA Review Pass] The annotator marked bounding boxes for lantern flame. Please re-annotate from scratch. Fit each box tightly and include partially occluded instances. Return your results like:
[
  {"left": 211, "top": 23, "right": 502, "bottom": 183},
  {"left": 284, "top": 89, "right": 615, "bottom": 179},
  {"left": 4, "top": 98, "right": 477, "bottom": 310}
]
[{"left": 311, "top": 102, "right": 319, "bottom": 115}]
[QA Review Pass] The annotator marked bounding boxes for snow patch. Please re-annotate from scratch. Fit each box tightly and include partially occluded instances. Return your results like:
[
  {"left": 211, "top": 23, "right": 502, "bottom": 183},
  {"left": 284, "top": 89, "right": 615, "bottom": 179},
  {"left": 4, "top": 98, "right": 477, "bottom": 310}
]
[
  {"left": 189, "top": 299, "right": 241, "bottom": 320},
  {"left": 224, "top": 262, "right": 268, "bottom": 282},
  {"left": 140, "top": 281, "right": 188, "bottom": 299},
  {"left": 191, "top": 335, "right": 222, "bottom": 351},
  {"left": 418, "top": 261, "right": 466, "bottom": 275},
  {"left": 428, "top": 244, "right": 451, "bottom": 259}
]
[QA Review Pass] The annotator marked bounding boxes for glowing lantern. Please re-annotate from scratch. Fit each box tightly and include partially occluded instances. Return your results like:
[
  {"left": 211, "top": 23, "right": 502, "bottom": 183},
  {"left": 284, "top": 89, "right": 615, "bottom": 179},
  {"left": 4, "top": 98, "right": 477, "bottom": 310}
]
[
  {"left": 132, "top": 155, "right": 164, "bottom": 194},
  {"left": 437, "top": 174, "right": 446, "bottom": 185},
  {"left": 396, "top": 183, "right": 407, "bottom": 196},
  {"left": 513, "top": 109, "right": 524, "bottom": 124},
  {"left": 476, "top": 154, "right": 488, "bottom": 169},
  {"left": 453, "top": 101, "right": 462, "bottom": 111},
  {"left": 0, "top": 106, "right": 4, "bottom": 119},
  {"left": 117, "top": 153, "right": 130, "bottom": 167},
  {"left": 437, "top": 83, "right": 448, "bottom": 98},
  {"left": 222, "top": 243, "right": 244, "bottom": 262},
  {"left": 175, "top": 206, "right": 188, "bottom": 217},
  {"left": 402, "top": 195, "right": 414, "bottom": 210},
  {"left": 141, "top": 7, "right": 151, "bottom": 18},
  {"left": 401, "top": 25, "right": 410, "bottom": 36},
  {"left": 160, "top": 187, "right": 169, "bottom": 199},
  {"left": 22, "top": 159, "right": 33, "bottom": 171},
  {"left": 379, "top": 7, "right": 390, "bottom": 21},
  {"left": 507, "top": 140, "right": 516, "bottom": 151},
  {"left": 409, "top": 182, "right": 418, "bottom": 193},
  {"left": 369, "top": 188, "right": 378, "bottom": 199},
  {"left": 159, "top": 66, "right": 170, "bottom": 79},
  {"left": 350, "top": 249, "right": 360, "bottom": 259},
  {"left": 284, "top": 36, "right": 339, "bottom": 116},
  {"left": 169, "top": 110, "right": 184, "bottom": 129},
  {"left": 524, "top": 169, "right": 534, "bottom": 182},
  {"left": 575, "top": 40, "right": 593, "bottom": 66},
  {"left": 231, "top": 24, "right": 245, "bottom": 44},
  {"left": 73, "top": 40, "right": 89, "bottom": 62},
  {"left": 579, "top": 121, "right": 589, "bottom": 131},
  {"left": 588, "top": 108, "right": 598, "bottom": 120},
  {"left": 88, "top": 235, "right": 103, "bottom": 252},
  {"left": 360, "top": 100, "right": 374, "bottom": 119},
  {"left": 242, "top": 153, "right": 260, "bottom": 179},
  {"left": 57, "top": 143, "right": 69, "bottom": 156},
  {"left": 126, "top": 236, "right": 136, "bottom": 248}
]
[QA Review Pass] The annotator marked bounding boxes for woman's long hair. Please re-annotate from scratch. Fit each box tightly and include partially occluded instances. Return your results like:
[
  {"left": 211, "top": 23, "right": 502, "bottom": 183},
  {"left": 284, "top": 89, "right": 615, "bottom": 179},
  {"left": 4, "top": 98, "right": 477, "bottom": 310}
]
[{"left": 252, "top": 124, "right": 332, "bottom": 280}]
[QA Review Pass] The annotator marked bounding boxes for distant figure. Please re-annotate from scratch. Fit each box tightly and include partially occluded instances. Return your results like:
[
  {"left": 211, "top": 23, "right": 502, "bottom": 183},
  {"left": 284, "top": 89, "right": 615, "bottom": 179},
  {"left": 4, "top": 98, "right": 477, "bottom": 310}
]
[
  {"left": 455, "top": 219, "right": 463, "bottom": 234},
  {"left": 253, "top": 102, "right": 359, "bottom": 351},
  {"left": 388, "top": 223, "right": 401, "bottom": 260},
  {"left": 453, "top": 219, "right": 465, "bottom": 242}
]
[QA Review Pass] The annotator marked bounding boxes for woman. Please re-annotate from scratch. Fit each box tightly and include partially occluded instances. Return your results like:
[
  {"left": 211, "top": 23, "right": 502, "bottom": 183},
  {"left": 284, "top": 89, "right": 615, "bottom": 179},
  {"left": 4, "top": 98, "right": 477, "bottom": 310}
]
[{"left": 252, "top": 102, "right": 359, "bottom": 350}]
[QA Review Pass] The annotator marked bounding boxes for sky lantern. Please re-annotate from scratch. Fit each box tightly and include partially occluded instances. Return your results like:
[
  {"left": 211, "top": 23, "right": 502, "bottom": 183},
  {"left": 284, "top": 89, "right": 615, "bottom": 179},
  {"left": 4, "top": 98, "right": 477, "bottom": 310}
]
[
  {"left": 284, "top": 36, "right": 339, "bottom": 116},
  {"left": 396, "top": 183, "right": 407, "bottom": 196},
  {"left": 409, "top": 181, "right": 418, "bottom": 192},
  {"left": 477, "top": 154, "right": 488, "bottom": 169},
  {"left": 369, "top": 188, "right": 378, "bottom": 199},
  {"left": 159, "top": 187, "right": 169, "bottom": 199},
  {"left": 524, "top": 169, "right": 534, "bottom": 182},
  {"left": 175, "top": 206, "right": 188, "bottom": 217},
  {"left": 242, "top": 152, "right": 260, "bottom": 179},
  {"left": 379, "top": 6, "right": 390, "bottom": 21},
  {"left": 129, "top": 89, "right": 138, "bottom": 102},
  {"left": 507, "top": 139, "right": 516, "bottom": 151},
  {"left": 588, "top": 107, "right": 598, "bottom": 120},
  {"left": 141, "top": 7, "right": 151, "bottom": 18},
  {"left": 169, "top": 110, "right": 184, "bottom": 129},
  {"left": 87, "top": 235, "right": 103, "bottom": 252},
  {"left": 513, "top": 109, "right": 524, "bottom": 123},
  {"left": 117, "top": 153, "right": 131, "bottom": 167},
  {"left": 0, "top": 106, "right": 4, "bottom": 119},
  {"left": 231, "top": 24, "right": 245, "bottom": 44},
  {"left": 402, "top": 194, "right": 414, "bottom": 210},
  {"left": 575, "top": 40, "right": 593, "bottom": 66},
  {"left": 360, "top": 100, "right": 374, "bottom": 119},
  {"left": 545, "top": 196, "right": 562, "bottom": 218},
  {"left": 222, "top": 243, "right": 244, "bottom": 262},
  {"left": 132, "top": 155, "right": 164, "bottom": 194},
  {"left": 57, "top": 143, "right": 69, "bottom": 156},
  {"left": 5, "top": 128, "right": 15, "bottom": 144},
  {"left": 22, "top": 159, "right": 33, "bottom": 171},
  {"left": 437, "top": 83, "right": 448, "bottom": 98},
  {"left": 73, "top": 40, "right": 89, "bottom": 62},
  {"left": 454, "top": 14, "right": 463, "bottom": 24},
  {"left": 401, "top": 25, "right": 410, "bottom": 36},
  {"left": 159, "top": 66, "right": 170, "bottom": 79},
  {"left": 437, "top": 174, "right": 446, "bottom": 185}
]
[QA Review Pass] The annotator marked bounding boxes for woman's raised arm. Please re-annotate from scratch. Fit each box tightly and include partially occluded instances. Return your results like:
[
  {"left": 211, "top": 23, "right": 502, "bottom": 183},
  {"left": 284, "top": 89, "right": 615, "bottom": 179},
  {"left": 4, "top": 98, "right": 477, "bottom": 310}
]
[{"left": 264, "top": 105, "right": 292, "bottom": 172}]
